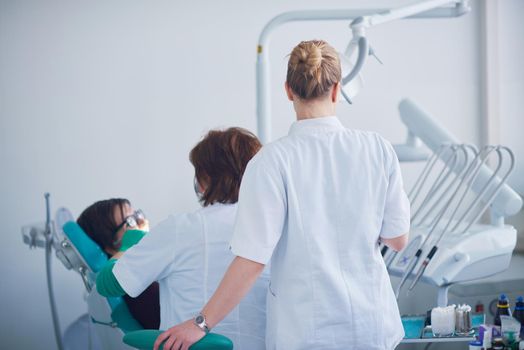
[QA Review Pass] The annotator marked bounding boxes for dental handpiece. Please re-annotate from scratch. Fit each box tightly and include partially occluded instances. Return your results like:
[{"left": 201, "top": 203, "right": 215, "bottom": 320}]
[
  {"left": 395, "top": 248, "right": 422, "bottom": 299},
  {"left": 407, "top": 246, "right": 438, "bottom": 291}
]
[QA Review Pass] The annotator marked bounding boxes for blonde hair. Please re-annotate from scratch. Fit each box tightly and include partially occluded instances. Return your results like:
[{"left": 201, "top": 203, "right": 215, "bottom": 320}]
[{"left": 286, "top": 40, "right": 341, "bottom": 100}]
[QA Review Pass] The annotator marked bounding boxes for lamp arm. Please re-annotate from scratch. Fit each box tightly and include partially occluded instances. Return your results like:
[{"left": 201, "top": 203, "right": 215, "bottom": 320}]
[
  {"left": 256, "top": 9, "right": 382, "bottom": 144},
  {"left": 340, "top": 0, "right": 469, "bottom": 94},
  {"left": 367, "top": 0, "right": 467, "bottom": 27}
]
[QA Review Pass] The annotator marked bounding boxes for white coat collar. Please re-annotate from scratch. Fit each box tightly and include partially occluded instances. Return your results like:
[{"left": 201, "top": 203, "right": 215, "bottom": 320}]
[{"left": 288, "top": 116, "right": 344, "bottom": 136}]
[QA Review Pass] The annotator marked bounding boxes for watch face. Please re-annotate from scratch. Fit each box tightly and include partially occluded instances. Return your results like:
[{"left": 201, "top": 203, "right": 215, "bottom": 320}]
[{"left": 195, "top": 315, "right": 204, "bottom": 324}]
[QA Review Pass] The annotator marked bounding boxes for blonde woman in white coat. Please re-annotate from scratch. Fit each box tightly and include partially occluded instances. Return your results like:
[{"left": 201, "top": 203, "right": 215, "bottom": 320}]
[{"left": 155, "top": 40, "right": 410, "bottom": 350}]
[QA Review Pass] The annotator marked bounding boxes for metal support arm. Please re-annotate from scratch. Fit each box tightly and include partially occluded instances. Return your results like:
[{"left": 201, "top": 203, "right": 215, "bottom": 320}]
[{"left": 256, "top": 0, "right": 471, "bottom": 143}]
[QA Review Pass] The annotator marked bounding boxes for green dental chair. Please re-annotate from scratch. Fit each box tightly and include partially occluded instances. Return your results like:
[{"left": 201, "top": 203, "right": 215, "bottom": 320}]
[{"left": 61, "top": 221, "right": 233, "bottom": 350}]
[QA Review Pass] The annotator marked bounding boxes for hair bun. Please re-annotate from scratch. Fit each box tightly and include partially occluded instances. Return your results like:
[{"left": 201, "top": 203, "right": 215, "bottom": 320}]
[
  {"left": 296, "top": 42, "right": 322, "bottom": 75},
  {"left": 286, "top": 40, "right": 341, "bottom": 100}
]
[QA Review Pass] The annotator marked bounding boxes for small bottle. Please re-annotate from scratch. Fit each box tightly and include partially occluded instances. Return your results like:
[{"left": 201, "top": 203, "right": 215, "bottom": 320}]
[
  {"left": 491, "top": 337, "right": 504, "bottom": 350},
  {"left": 514, "top": 296, "right": 524, "bottom": 339},
  {"left": 494, "top": 294, "right": 512, "bottom": 327}
]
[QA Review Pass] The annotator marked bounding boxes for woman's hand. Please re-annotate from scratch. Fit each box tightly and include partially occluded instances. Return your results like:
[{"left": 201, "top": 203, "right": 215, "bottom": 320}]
[
  {"left": 153, "top": 319, "right": 205, "bottom": 350},
  {"left": 153, "top": 257, "right": 265, "bottom": 349}
]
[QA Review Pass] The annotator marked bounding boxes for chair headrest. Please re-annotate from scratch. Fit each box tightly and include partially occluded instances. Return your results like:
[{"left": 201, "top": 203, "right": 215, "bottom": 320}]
[{"left": 62, "top": 221, "right": 108, "bottom": 273}]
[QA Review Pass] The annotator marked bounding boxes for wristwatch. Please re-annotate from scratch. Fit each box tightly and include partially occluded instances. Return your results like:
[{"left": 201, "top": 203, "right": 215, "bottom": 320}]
[{"left": 194, "top": 313, "right": 210, "bottom": 334}]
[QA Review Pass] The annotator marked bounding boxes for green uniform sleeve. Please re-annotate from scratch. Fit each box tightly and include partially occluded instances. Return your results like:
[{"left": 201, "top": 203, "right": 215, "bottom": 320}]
[
  {"left": 96, "top": 229, "right": 146, "bottom": 297},
  {"left": 96, "top": 258, "right": 126, "bottom": 296}
]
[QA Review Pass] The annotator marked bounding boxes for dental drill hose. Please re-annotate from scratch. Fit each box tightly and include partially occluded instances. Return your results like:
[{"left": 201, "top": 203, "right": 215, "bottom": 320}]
[
  {"left": 408, "top": 146, "right": 509, "bottom": 292},
  {"left": 44, "top": 193, "right": 64, "bottom": 350},
  {"left": 403, "top": 146, "right": 491, "bottom": 294},
  {"left": 385, "top": 251, "right": 398, "bottom": 269}
]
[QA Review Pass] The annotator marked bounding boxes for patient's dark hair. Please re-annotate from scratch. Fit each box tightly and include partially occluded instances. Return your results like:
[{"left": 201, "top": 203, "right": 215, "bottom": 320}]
[
  {"left": 77, "top": 198, "right": 130, "bottom": 254},
  {"left": 190, "top": 127, "right": 262, "bottom": 207}
]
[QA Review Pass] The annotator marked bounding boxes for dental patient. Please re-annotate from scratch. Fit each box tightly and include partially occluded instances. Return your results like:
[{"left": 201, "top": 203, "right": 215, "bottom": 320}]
[
  {"left": 96, "top": 127, "right": 269, "bottom": 349},
  {"left": 77, "top": 199, "right": 160, "bottom": 329}
]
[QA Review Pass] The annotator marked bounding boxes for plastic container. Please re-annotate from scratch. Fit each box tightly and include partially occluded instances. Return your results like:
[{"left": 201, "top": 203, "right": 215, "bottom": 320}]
[
  {"left": 514, "top": 296, "right": 524, "bottom": 339},
  {"left": 456, "top": 304, "right": 473, "bottom": 336},
  {"left": 495, "top": 294, "right": 512, "bottom": 327},
  {"left": 401, "top": 315, "right": 425, "bottom": 339},
  {"left": 431, "top": 305, "right": 456, "bottom": 337}
]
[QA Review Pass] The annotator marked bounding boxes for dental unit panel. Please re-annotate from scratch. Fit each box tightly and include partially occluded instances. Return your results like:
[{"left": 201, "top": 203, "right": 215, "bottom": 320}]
[{"left": 390, "top": 224, "right": 517, "bottom": 286}]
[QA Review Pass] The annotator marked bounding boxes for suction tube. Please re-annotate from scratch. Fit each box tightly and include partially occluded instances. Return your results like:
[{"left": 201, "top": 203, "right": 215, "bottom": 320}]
[{"left": 44, "top": 193, "right": 64, "bottom": 350}]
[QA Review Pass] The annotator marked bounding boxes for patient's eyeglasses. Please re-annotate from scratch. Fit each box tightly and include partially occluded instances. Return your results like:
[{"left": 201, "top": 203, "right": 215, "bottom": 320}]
[{"left": 114, "top": 209, "right": 145, "bottom": 234}]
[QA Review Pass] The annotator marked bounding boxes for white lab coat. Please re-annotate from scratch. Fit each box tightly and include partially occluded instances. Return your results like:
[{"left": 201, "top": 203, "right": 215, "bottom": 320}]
[
  {"left": 113, "top": 203, "right": 269, "bottom": 350},
  {"left": 230, "top": 117, "right": 410, "bottom": 350}
]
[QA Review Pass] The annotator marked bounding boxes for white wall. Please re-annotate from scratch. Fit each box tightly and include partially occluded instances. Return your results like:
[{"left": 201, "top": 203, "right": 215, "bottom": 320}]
[{"left": 0, "top": 0, "right": 518, "bottom": 348}]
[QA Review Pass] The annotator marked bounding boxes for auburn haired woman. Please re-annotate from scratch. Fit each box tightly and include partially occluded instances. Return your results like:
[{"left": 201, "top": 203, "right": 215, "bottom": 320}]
[{"left": 96, "top": 127, "right": 269, "bottom": 350}]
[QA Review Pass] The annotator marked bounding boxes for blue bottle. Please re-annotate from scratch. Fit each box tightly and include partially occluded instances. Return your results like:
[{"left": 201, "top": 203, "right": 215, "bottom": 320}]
[{"left": 494, "top": 294, "right": 511, "bottom": 327}]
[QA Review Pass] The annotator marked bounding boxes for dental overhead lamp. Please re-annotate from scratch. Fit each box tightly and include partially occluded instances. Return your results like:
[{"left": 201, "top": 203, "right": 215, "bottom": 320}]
[{"left": 256, "top": 0, "right": 471, "bottom": 152}]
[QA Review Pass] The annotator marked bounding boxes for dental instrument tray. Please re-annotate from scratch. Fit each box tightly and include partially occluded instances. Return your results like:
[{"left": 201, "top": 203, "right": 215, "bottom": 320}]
[{"left": 401, "top": 313, "right": 484, "bottom": 343}]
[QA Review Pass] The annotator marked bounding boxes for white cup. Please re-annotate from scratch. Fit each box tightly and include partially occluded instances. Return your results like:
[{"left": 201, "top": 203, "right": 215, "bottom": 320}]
[{"left": 431, "top": 305, "right": 456, "bottom": 337}]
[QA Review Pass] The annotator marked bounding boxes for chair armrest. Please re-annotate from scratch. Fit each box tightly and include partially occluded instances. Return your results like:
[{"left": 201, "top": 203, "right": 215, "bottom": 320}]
[{"left": 123, "top": 330, "right": 233, "bottom": 350}]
